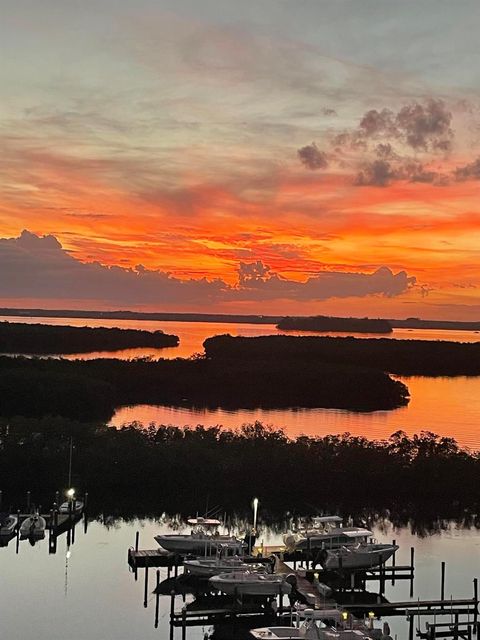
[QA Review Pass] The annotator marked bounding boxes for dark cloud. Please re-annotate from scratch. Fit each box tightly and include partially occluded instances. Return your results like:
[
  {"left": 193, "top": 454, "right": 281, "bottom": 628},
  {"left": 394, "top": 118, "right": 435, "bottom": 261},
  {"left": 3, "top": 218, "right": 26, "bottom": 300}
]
[
  {"left": 234, "top": 263, "right": 416, "bottom": 301},
  {"left": 355, "top": 158, "right": 446, "bottom": 187},
  {"left": 395, "top": 99, "right": 453, "bottom": 151},
  {"left": 356, "top": 160, "right": 394, "bottom": 187},
  {"left": 357, "top": 100, "right": 453, "bottom": 151},
  {"left": 0, "top": 231, "right": 416, "bottom": 307},
  {"left": 455, "top": 157, "right": 480, "bottom": 180},
  {"left": 297, "top": 142, "right": 329, "bottom": 170}
]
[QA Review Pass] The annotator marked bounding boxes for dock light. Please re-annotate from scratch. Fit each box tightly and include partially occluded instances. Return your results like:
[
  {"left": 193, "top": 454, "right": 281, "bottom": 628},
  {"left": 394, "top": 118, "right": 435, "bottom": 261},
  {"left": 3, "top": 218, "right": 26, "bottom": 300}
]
[
  {"left": 342, "top": 612, "right": 348, "bottom": 621},
  {"left": 252, "top": 497, "right": 259, "bottom": 532},
  {"left": 66, "top": 488, "right": 75, "bottom": 499},
  {"left": 368, "top": 612, "right": 375, "bottom": 619}
]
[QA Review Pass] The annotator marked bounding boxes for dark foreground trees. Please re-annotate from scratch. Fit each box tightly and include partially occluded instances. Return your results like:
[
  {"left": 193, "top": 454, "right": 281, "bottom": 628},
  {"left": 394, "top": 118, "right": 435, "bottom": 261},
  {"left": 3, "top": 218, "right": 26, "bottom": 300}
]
[{"left": 0, "top": 420, "right": 478, "bottom": 520}]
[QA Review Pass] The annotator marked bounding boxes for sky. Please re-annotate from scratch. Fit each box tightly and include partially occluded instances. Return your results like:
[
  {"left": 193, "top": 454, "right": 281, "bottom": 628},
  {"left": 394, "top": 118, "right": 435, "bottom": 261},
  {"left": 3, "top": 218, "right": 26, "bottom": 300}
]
[{"left": 1, "top": 0, "right": 480, "bottom": 318}]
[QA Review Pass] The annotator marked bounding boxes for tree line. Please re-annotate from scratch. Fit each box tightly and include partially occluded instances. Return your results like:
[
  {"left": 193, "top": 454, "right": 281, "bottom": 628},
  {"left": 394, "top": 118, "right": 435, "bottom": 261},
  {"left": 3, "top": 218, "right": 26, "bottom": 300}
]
[
  {"left": 0, "top": 321, "right": 178, "bottom": 354},
  {"left": 0, "top": 419, "right": 478, "bottom": 521}
]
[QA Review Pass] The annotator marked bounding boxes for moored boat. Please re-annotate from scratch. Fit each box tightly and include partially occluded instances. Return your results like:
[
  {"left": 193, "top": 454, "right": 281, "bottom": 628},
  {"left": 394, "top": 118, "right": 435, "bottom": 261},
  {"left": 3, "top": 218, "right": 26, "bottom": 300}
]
[
  {"left": 58, "top": 500, "right": 84, "bottom": 515},
  {"left": 321, "top": 543, "right": 399, "bottom": 570},
  {"left": 0, "top": 513, "right": 18, "bottom": 537},
  {"left": 284, "top": 516, "right": 372, "bottom": 552},
  {"left": 19, "top": 514, "right": 46, "bottom": 540},
  {"left": 184, "top": 556, "right": 265, "bottom": 578},
  {"left": 209, "top": 570, "right": 292, "bottom": 596},
  {"left": 155, "top": 517, "right": 245, "bottom": 555}
]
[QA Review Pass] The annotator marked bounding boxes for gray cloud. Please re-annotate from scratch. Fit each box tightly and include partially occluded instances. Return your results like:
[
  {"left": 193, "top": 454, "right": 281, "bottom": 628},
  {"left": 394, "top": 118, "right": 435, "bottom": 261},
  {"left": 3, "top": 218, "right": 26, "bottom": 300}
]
[
  {"left": 0, "top": 231, "right": 415, "bottom": 307},
  {"left": 297, "top": 142, "right": 329, "bottom": 170},
  {"left": 455, "top": 157, "right": 480, "bottom": 180},
  {"left": 355, "top": 158, "right": 445, "bottom": 187}
]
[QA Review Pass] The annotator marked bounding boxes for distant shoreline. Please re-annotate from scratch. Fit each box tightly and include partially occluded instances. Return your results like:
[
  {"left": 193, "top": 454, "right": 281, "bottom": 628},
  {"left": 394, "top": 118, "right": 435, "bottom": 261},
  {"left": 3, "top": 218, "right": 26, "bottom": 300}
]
[{"left": 1, "top": 307, "right": 480, "bottom": 332}]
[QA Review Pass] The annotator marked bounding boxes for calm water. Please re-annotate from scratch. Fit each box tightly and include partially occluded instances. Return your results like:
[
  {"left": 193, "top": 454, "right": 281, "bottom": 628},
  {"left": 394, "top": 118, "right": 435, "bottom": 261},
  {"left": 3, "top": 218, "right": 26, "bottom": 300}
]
[
  {"left": 3, "top": 315, "right": 480, "bottom": 449},
  {"left": 0, "top": 517, "right": 479, "bottom": 640}
]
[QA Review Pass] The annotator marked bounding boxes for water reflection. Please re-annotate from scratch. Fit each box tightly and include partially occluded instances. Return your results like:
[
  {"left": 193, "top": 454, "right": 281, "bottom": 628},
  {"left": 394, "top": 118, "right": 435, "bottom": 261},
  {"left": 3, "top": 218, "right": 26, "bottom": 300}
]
[{"left": 1, "top": 513, "right": 479, "bottom": 640}]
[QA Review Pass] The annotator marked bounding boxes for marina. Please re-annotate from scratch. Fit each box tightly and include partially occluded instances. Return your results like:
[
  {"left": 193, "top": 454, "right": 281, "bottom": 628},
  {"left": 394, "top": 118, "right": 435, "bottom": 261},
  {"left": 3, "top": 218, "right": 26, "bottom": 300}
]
[{"left": 127, "top": 517, "right": 480, "bottom": 640}]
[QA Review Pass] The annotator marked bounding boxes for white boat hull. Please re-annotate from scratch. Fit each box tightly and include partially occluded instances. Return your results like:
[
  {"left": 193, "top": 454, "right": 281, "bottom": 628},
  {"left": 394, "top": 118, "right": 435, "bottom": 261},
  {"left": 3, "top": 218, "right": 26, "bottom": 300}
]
[
  {"left": 0, "top": 515, "right": 18, "bottom": 537},
  {"left": 322, "top": 544, "right": 398, "bottom": 570},
  {"left": 58, "top": 501, "right": 84, "bottom": 515},
  {"left": 20, "top": 515, "right": 46, "bottom": 539},
  {"left": 184, "top": 559, "right": 264, "bottom": 578},
  {"left": 210, "top": 572, "right": 292, "bottom": 596},
  {"left": 155, "top": 534, "right": 244, "bottom": 555}
]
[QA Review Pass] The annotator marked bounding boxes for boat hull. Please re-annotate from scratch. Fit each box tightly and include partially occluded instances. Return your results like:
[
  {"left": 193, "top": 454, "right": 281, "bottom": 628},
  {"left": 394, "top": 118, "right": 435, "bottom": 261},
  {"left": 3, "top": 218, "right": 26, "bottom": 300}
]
[
  {"left": 210, "top": 573, "right": 292, "bottom": 596},
  {"left": 19, "top": 516, "right": 46, "bottom": 540},
  {"left": 322, "top": 544, "right": 398, "bottom": 570},
  {"left": 154, "top": 534, "right": 244, "bottom": 555},
  {"left": 184, "top": 559, "right": 264, "bottom": 578}
]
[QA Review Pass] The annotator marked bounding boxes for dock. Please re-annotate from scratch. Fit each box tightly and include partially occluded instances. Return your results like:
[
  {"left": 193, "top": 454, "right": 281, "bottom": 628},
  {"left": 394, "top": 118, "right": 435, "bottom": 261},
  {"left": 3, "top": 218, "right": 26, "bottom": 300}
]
[{"left": 128, "top": 530, "right": 480, "bottom": 640}]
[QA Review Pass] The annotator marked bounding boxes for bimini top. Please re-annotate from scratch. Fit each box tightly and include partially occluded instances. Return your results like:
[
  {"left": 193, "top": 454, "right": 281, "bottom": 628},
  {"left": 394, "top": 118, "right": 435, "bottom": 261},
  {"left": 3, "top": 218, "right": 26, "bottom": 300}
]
[
  {"left": 311, "top": 516, "right": 343, "bottom": 524},
  {"left": 187, "top": 517, "right": 221, "bottom": 526},
  {"left": 342, "top": 528, "right": 373, "bottom": 538}
]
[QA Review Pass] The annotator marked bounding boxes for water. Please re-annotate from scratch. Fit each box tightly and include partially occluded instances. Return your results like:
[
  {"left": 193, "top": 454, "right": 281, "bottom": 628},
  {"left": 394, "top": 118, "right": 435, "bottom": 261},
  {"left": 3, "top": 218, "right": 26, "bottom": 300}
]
[
  {"left": 0, "top": 517, "right": 479, "bottom": 640},
  {"left": 2, "top": 315, "right": 480, "bottom": 450}
]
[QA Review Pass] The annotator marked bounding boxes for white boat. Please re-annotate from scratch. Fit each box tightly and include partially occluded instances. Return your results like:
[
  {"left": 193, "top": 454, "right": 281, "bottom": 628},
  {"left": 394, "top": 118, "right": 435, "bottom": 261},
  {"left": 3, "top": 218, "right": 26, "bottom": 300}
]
[
  {"left": 284, "top": 517, "right": 372, "bottom": 551},
  {"left": 210, "top": 571, "right": 292, "bottom": 596},
  {"left": 19, "top": 514, "right": 46, "bottom": 539},
  {"left": 321, "top": 543, "right": 399, "bottom": 570},
  {"left": 58, "top": 500, "right": 84, "bottom": 515},
  {"left": 155, "top": 517, "right": 245, "bottom": 554},
  {"left": 0, "top": 513, "right": 18, "bottom": 537},
  {"left": 251, "top": 608, "right": 390, "bottom": 639},
  {"left": 184, "top": 556, "right": 266, "bottom": 577}
]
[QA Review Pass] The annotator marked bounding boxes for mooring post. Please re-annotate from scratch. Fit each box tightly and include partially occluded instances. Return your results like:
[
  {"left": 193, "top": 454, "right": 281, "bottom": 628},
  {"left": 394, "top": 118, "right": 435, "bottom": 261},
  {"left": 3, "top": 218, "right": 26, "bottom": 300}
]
[
  {"left": 169, "top": 590, "right": 175, "bottom": 640},
  {"left": 410, "top": 547, "right": 415, "bottom": 598},
  {"left": 391, "top": 539, "right": 396, "bottom": 586},
  {"left": 181, "top": 607, "right": 186, "bottom": 640},
  {"left": 135, "top": 531, "right": 139, "bottom": 552},
  {"left": 473, "top": 577, "right": 478, "bottom": 633},
  {"left": 143, "top": 558, "right": 149, "bottom": 608},
  {"left": 154, "top": 570, "right": 160, "bottom": 628},
  {"left": 441, "top": 562, "right": 446, "bottom": 607}
]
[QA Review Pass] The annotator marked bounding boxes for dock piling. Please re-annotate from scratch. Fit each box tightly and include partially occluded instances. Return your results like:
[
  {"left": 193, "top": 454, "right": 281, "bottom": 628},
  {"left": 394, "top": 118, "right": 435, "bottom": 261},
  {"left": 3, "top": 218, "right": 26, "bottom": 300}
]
[
  {"left": 154, "top": 570, "right": 160, "bottom": 628},
  {"left": 143, "top": 558, "right": 149, "bottom": 608},
  {"left": 410, "top": 547, "right": 415, "bottom": 598},
  {"left": 26, "top": 491, "right": 30, "bottom": 512},
  {"left": 441, "top": 562, "right": 446, "bottom": 607},
  {"left": 135, "top": 531, "right": 139, "bottom": 552},
  {"left": 169, "top": 590, "right": 175, "bottom": 640}
]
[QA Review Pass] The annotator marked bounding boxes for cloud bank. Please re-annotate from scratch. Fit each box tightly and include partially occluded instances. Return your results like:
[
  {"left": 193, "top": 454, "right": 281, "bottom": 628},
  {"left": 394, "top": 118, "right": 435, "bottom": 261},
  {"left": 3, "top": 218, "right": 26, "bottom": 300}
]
[{"left": 0, "top": 231, "right": 415, "bottom": 308}]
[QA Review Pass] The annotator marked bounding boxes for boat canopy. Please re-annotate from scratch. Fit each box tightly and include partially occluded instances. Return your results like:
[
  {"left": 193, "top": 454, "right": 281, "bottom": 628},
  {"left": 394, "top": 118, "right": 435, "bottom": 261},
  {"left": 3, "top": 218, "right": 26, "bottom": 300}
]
[
  {"left": 187, "top": 517, "right": 221, "bottom": 526},
  {"left": 312, "top": 516, "right": 343, "bottom": 524},
  {"left": 343, "top": 528, "right": 373, "bottom": 538}
]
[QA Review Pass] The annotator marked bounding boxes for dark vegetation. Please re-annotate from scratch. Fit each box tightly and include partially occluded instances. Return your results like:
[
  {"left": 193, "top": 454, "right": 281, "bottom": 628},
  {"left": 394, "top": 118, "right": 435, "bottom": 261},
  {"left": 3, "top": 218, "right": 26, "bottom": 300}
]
[
  {"left": 0, "top": 321, "right": 178, "bottom": 354},
  {"left": 277, "top": 316, "right": 392, "bottom": 333},
  {"left": 2, "top": 308, "right": 480, "bottom": 331},
  {"left": 204, "top": 334, "right": 480, "bottom": 376},
  {"left": 0, "top": 419, "right": 478, "bottom": 520},
  {"left": 0, "top": 353, "right": 408, "bottom": 421}
]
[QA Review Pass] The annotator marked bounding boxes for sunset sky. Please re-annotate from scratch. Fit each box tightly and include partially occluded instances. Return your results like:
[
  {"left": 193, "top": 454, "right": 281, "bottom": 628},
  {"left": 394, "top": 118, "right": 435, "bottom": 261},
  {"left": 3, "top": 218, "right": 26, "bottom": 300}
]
[{"left": 1, "top": 0, "right": 480, "bottom": 318}]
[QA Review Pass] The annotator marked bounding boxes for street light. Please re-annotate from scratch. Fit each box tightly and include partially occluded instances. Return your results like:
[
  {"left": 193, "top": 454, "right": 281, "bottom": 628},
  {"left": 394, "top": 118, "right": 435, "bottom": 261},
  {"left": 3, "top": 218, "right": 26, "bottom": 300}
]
[
  {"left": 66, "top": 488, "right": 75, "bottom": 499},
  {"left": 252, "top": 497, "right": 259, "bottom": 532}
]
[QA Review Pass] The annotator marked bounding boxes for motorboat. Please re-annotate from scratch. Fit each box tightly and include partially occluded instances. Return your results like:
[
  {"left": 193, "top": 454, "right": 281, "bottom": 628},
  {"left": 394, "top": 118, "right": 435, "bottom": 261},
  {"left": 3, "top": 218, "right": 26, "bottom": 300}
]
[
  {"left": 155, "top": 517, "right": 245, "bottom": 554},
  {"left": 321, "top": 543, "right": 399, "bottom": 570},
  {"left": 209, "top": 570, "right": 292, "bottom": 596},
  {"left": 58, "top": 499, "right": 84, "bottom": 515},
  {"left": 184, "top": 556, "right": 266, "bottom": 578},
  {"left": 251, "top": 608, "right": 391, "bottom": 639},
  {"left": 19, "top": 514, "right": 46, "bottom": 540},
  {"left": 0, "top": 513, "right": 18, "bottom": 537},
  {"left": 284, "top": 516, "right": 372, "bottom": 552}
]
